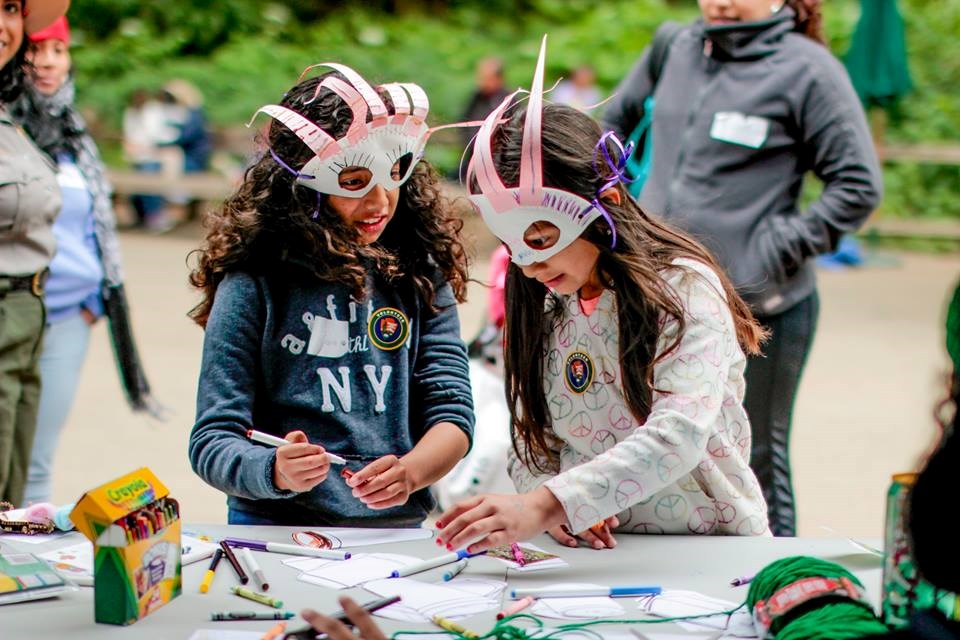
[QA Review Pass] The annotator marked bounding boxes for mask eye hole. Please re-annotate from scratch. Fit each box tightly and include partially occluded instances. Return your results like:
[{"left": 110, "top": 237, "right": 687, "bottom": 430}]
[
  {"left": 338, "top": 167, "right": 372, "bottom": 191},
  {"left": 392, "top": 152, "right": 414, "bottom": 181},
  {"left": 523, "top": 221, "right": 560, "bottom": 251}
]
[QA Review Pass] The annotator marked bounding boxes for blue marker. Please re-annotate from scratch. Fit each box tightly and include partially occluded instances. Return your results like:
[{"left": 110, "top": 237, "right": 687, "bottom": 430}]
[
  {"left": 391, "top": 549, "right": 483, "bottom": 578},
  {"left": 442, "top": 558, "right": 469, "bottom": 581},
  {"left": 510, "top": 585, "right": 662, "bottom": 599}
]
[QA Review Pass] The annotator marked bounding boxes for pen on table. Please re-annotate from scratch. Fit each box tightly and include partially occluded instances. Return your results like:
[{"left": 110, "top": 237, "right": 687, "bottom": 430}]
[
  {"left": 510, "top": 585, "right": 662, "bottom": 599},
  {"left": 239, "top": 546, "right": 270, "bottom": 591},
  {"left": 261, "top": 621, "right": 286, "bottom": 640},
  {"left": 730, "top": 574, "right": 755, "bottom": 587},
  {"left": 199, "top": 548, "right": 224, "bottom": 593},
  {"left": 219, "top": 540, "right": 249, "bottom": 584},
  {"left": 211, "top": 611, "right": 295, "bottom": 621},
  {"left": 282, "top": 595, "right": 401, "bottom": 639},
  {"left": 432, "top": 614, "right": 480, "bottom": 639},
  {"left": 442, "top": 558, "right": 468, "bottom": 581},
  {"left": 496, "top": 595, "right": 535, "bottom": 619},
  {"left": 391, "top": 549, "right": 483, "bottom": 578},
  {"left": 224, "top": 537, "right": 351, "bottom": 561},
  {"left": 232, "top": 585, "right": 283, "bottom": 609},
  {"left": 246, "top": 429, "right": 347, "bottom": 465},
  {"left": 510, "top": 542, "right": 526, "bottom": 567}
]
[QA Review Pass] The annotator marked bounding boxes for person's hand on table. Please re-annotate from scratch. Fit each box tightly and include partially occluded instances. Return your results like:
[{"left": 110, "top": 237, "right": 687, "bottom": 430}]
[
  {"left": 547, "top": 515, "right": 619, "bottom": 549},
  {"left": 435, "top": 486, "right": 566, "bottom": 553},
  {"left": 301, "top": 596, "right": 387, "bottom": 640}
]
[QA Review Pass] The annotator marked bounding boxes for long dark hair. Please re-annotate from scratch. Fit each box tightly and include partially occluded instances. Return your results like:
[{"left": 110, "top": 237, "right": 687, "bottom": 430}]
[
  {"left": 785, "top": 0, "right": 824, "bottom": 45},
  {"left": 495, "top": 104, "right": 766, "bottom": 472},
  {"left": 188, "top": 71, "right": 469, "bottom": 327},
  {"left": 0, "top": 39, "right": 31, "bottom": 104}
]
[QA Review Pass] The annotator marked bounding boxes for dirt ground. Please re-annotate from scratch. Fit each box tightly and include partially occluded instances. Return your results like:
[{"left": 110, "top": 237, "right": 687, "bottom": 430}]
[{"left": 48, "top": 216, "right": 959, "bottom": 539}]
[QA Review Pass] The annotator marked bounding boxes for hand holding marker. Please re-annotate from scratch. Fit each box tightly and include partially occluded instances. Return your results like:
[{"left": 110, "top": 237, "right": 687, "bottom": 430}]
[{"left": 246, "top": 429, "right": 347, "bottom": 464}]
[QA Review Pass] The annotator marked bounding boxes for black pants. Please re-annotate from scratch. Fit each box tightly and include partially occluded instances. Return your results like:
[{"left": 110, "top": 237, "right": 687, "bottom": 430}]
[{"left": 744, "top": 292, "right": 819, "bottom": 537}]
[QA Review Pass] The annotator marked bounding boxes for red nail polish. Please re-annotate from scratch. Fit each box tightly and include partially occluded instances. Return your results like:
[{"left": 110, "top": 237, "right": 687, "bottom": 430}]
[
  {"left": 445, "top": 543, "right": 452, "bottom": 550},
  {"left": 435, "top": 537, "right": 443, "bottom": 545},
  {"left": 435, "top": 521, "right": 444, "bottom": 529}
]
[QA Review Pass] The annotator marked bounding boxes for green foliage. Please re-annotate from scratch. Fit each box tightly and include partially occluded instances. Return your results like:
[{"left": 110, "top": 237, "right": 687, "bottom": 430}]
[{"left": 68, "top": 0, "right": 960, "bottom": 218}]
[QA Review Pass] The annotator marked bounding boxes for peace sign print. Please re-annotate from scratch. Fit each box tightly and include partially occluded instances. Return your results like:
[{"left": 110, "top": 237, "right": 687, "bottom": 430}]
[
  {"left": 590, "top": 429, "right": 617, "bottom": 455},
  {"left": 549, "top": 394, "right": 574, "bottom": 421},
  {"left": 573, "top": 504, "right": 602, "bottom": 527},
  {"left": 707, "top": 433, "right": 733, "bottom": 458},
  {"left": 656, "top": 452, "right": 683, "bottom": 483},
  {"left": 582, "top": 380, "right": 610, "bottom": 411},
  {"left": 687, "top": 506, "right": 718, "bottom": 534},
  {"left": 586, "top": 308, "right": 607, "bottom": 337},
  {"left": 558, "top": 319, "right": 577, "bottom": 348},
  {"left": 608, "top": 405, "right": 636, "bottom": 432},
  {"left": 567, "top": 410, "right": 594, "bottom": 439},
  {"left": 626, "top": 449, "right": 654, "bottom": 475},
  {"left": 578, "top": 470, "right": 611, "bottom": 500},
  {"left": 546, "top": 349, "right": 563, "bottom": 376},
  {"left": 654, "top": 493, "right": 688, "bottom": 522},
  {"left": 736, "top": 514, "right": 769, "bottom": 536},
  {"left": 615, "top": 479, "right": 644, "bottom": 509},
  {"left": 715, "top": 501, "right": 737, "bottom": 525},
  {"left": 630, "top": 522, "right": 665, "bottom": 535},
  {"left": 669, "top": 353, "right": 705, "bottom": 381}
]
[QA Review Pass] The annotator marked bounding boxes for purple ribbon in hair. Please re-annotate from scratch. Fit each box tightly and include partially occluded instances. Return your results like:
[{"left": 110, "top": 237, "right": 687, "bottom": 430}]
[
  {"left": 587, "top": 131, "right": 635, "bottom": 249},
  {"left": 268, "top": 147, "right": 322, "bottom": 219}
]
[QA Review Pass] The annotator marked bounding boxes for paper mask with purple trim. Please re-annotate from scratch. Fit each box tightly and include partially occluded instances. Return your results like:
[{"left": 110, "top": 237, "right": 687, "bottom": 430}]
[
  {"left": 251, "top": 63, "right": 435, "bottom": 198},
  {"left": 467, "top": 36, "right": 610, "bottom": 266}
]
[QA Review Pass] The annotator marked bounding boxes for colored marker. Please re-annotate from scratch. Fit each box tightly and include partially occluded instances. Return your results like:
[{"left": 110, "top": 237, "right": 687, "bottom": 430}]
[
  {"left": 246, "top": 429, "right": 346, "bottom": 464},
  {"left": 282, "top": 596, "right": 401, "bottom": 639},
  {"left": 497, "top": 595, "right": 535, "bottom": 619},
  {"left": 219, "top": 540, "right": 249, "bottom": 584},
  {"left": 231, "top": 585, "right": 282, "bottom": 609},
  {"left": 510, "top": 542, "right": 526, "bottom": 567},
  {"left": 211, "top": 611, "right": 295, "bottom": 621},
  {"left": 432, "top": 614, "right": 479, "bottom": 639},
  {"left": 239, "top": 547, "right": 269, "bottom": 591},
  {"left": 442, "top": 558, "right": 468, "bottom": 581},
  {"left": 199, "top": 548, "right": 224, "bottom": 593},
  {"left": 391, "top": 549, "right": 482, "bottom": 578},
  {"left": 730, "top": 574, "right": 755, "bottom": 587},
  {"left": 224, "top": 537, "right": 351, "bottom": 561},
  {"left": 510, "top": 585, "right": 662, "bottom": 599}
]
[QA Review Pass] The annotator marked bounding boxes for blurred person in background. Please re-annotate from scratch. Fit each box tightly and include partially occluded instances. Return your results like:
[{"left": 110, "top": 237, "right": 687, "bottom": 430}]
[
  {"left": 0, "top": 0, "right": 67, "bottom": 506},
  {"left": 11, "top": 14, "right": 161, "bottom": 503},
  {"left": 553, "top": 64, "right": 601, "bottom": 111},
  {"left": 122, "top": 87, "right": 177, "bottom": 231},
  {"left": 451, "top": 57, "right": 510, "bottom": 180},
  {"left": 602, "top": 0, "right": 882, "bottom": 536}
]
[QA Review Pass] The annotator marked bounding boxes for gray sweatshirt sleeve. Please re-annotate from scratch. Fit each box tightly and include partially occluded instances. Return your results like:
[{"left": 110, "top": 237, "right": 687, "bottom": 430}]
[
  {"left": 600, "top": 47, "right": 655, "bottom": 141},
  {"left": 763, "top": 52, "right": 883, "bottom": 279},
  {"left": 411, "top": 282, "right": 475, "bottom": 448},
  {"left": 188, "top": 273, "right": 295, "bottom": 500}
]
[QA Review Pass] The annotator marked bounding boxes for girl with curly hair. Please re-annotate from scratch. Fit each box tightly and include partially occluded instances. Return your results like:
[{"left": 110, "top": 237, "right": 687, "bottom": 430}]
[
  {"left": 602, "top": 0, "right": 882, "bottom": 536},
  {"left": 188, "top": 65, "right": 474, "bottom": 526}
]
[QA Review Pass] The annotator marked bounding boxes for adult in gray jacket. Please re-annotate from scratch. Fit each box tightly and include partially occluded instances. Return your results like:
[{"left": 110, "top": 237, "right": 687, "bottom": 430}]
[
  {"left": 602, "top": 0, "right": 882, "bottom": 536},
  {"left": 0, "top": 0, "right": 68, "bottom": 506}
]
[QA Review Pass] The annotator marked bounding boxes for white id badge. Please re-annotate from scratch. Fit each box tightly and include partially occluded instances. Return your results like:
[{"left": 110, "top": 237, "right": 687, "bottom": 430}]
[
  {"left": 709, "top": 112, "right": 770, "bottom": 149},
  {"left": 306, "top": 315, "right": 350, "bottom": 358}
]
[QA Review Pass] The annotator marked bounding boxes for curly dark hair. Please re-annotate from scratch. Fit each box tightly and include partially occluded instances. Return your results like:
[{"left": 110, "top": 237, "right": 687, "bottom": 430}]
[
  {"left": 0, "top": 38, "right": 31, "bottom": 104},
  {"left": 188, "top": 71, "right": 469, "bottom": 327},
  {"left": 487, "top": 104, "right": 766, "bottom": 473},
  {"left": 785, "top": 0, "right": 825, "bottom": 44}
]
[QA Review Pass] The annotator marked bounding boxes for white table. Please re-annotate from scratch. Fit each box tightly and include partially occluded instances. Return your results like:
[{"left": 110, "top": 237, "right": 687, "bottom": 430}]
[{"left": 2, "top": 525, "right": 883, "bottom": 640}]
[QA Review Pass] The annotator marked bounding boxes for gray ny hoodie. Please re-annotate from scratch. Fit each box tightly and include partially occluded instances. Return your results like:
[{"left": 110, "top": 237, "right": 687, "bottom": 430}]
[{"left": 602, "top": 10, "right": 882, "bottom": 316}]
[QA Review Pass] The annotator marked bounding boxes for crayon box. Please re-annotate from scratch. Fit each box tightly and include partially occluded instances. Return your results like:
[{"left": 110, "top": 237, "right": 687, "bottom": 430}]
[{"left": 69, "top": 467, "right": 182, "bottom": 625}]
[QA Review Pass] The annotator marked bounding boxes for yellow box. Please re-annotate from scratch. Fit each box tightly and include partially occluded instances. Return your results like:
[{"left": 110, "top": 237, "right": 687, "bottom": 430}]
[{"left": 69, "top": 468, "right": 182, "bottom": 625}]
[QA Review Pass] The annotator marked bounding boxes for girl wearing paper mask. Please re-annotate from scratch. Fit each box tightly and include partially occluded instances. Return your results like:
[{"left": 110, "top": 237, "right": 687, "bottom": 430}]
[
  {"left": 188, "top": 66, "right": 474, "bottom": 526},
  {"left": 436, "top": 38, "right": 770, "bottom": 552}
]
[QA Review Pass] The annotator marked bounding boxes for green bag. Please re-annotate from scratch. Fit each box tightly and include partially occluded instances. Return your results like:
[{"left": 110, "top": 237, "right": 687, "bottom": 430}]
[{"left": 625, "top": 22, "right": 683, "bottom": 198}]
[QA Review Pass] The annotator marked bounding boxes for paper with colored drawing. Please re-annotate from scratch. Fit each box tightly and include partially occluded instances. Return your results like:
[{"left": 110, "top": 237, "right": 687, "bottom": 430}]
[
  {"left": 287, "top": 552, "right": 421, "bottom": 589},
  {"left": 361, "top": 576, "right": 505, "bottom": 622},
  {"left": 636, "top": 590, "right": 756, "bottom": 637}
]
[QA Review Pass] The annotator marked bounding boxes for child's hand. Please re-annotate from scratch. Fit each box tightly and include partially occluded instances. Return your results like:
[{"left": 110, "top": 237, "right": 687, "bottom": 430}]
[
  {"left": 547, "top": 516, "right": 619, "bottom": 549},
  {"left": 348, "top": 455, "right": 414, "bottom": 509},
  {"left": 434, "top": 487, "right": 566, "bottom": 554},
  {"left": 301, "top": 596, "right": 387, "bottom": 640},
  {"left": 272, "top": 431, "right": 330, "bottom": 493}
]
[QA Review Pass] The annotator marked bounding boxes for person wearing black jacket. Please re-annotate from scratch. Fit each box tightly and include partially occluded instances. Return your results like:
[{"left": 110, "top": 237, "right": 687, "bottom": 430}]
[{"left": 602, "top": 0, "right": 882, "bottom": 536}]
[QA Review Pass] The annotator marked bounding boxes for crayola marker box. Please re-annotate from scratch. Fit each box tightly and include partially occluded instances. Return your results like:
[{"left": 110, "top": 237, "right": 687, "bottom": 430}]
[{"left": 69, "top": 467, "right": 182, "bottom": 625}]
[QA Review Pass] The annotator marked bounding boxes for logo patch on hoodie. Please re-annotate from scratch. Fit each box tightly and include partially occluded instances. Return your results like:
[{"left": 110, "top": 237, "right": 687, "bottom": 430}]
[{"left": 368, "top": 307, "right": 409, "bottom": 350}]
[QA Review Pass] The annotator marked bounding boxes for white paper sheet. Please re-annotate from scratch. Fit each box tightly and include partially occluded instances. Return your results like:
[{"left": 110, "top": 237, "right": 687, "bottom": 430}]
[
  {"left": 528, "top": 583, "right": 626, "bottom": 620},
  {"left": 289, "top": 552, "right": 421, "bottom": 589},
  {"left": 636, "top": 590, "right": 756, "bottom": 638},
  {"left": 188, "top": 631, "right": 264, "bottom": 640},
  {"left": 362, "top": 576, "right": 503, "bottom": 622}
]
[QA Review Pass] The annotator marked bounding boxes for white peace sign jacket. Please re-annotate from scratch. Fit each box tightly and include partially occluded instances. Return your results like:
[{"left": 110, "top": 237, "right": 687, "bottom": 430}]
[{"left": 508, "top": 259, "right": 770, "bottom": 536}]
